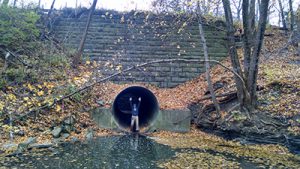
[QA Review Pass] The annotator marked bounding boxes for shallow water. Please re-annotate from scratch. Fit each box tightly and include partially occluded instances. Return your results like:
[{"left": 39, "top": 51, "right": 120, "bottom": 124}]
[
  {"left": 1, "top": 134, "right": 299, "bottom": 169},
  {"left": 1, "top": 135, "right": 175, "bottom": 169}
]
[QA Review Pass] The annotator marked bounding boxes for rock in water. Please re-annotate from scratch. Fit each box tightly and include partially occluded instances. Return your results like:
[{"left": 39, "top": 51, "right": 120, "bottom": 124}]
[
  {"left": 63, "top": 116, "right": 76, "bottom": 125},
  {"left": 63, "top": 125, "right": 73, "bottom": 133},
  {"left": 15, "top": 137, "right": 37, "bottom": 154},
  {"left": 52, "top": 126, "right": 62, "bottom": 138},
  {"left": 85, "top": 129, "right": 94, "bottom": 141},
  {"left": 62, "top": 133, "right": 70, "bottom": 139},
  {"left": 70, "top": 137, "right": 80, "bottom": 143}
]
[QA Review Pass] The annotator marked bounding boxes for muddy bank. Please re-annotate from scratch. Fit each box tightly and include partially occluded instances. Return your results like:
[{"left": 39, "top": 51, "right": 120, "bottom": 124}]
[{"left": 189, "top": 100, "right": 300, "bottom": 154}]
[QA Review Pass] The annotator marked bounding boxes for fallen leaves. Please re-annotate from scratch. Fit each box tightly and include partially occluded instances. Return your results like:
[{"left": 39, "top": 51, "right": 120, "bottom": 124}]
[
  {"left": 6, "top": 94, "right": 17, "bottom": 101},
  {"left": 153, "top": 128, "right": 300, "bottom": 169},
  {"left": 0, "top": 101, "right": 4, "bottom": 111}
]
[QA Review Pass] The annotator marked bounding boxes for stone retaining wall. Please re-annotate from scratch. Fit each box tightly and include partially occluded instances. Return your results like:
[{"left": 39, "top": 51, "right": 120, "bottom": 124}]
[{"left": 51, "top": 9, "right": 228, "bottom": 87}]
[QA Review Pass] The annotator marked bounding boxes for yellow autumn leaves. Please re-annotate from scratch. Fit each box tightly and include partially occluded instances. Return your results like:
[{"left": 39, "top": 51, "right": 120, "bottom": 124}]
[
  {"left": 72, "top": 70, "right": 93, "bottom": 86},
  {"left": 6, "top": 93, "right": 16, "bottom": 101},
  {"left": 0, "top": 101, "right": 4, "bottom": 112},
  {"left": 55, "top": 104, "right": 62, "bottom": 112},
  {"left": 24, "top": 82, "right": 55, "bottom": 96},
  {"left": 1, "top": 82, "right": 58, "bottom": 113},
  {"left": 0, "top": 94, "right": 17, "bottom": 112},
  {"left": 0, "top": 61, "right": 96, "bottom": 114}
]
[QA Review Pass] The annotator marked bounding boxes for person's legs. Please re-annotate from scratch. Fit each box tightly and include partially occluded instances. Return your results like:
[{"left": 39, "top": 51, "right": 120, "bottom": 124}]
[
  {"left": 130, "top": 116, "right": 135, "bottom": 131},
  {"left": 135, "top": 116, "right": 139, "bottom": 131}
]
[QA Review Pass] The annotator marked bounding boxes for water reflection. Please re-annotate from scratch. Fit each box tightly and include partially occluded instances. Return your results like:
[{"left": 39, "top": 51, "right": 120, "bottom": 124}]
[
  {"left": 1, "top": 134, "right": 176, "bottom": 169},
  {"left": 109, "top": 134, "right": 173, "bottom": 169}
]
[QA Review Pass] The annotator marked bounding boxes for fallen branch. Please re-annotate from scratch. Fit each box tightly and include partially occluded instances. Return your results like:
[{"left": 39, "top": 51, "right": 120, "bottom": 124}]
[
  {"left": 196, "top": 91, "right": 237, "bottom": 102},
  {"left": 0, "top": 47, "right": 32, "bottom": 67},
  {"left": 16, "top": 58, "right": 245, "bottom": 121}
]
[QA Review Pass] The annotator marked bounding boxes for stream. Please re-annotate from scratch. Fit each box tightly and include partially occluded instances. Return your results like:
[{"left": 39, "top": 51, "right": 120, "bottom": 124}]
[{"left": 1, "top": 134, "right": 299, "bottom": 169}]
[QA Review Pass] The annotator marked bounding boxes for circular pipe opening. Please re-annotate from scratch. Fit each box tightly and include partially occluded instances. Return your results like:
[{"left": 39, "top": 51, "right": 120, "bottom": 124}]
[{"left": 112, "top": 86, "right": 159, "bottom": 130}]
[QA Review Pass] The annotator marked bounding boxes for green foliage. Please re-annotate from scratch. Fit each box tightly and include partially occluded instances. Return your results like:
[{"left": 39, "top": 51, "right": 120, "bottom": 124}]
[
  {"left": 43, "top": 54, "right": 70, "bottom": 67},
  {"left": 66, "top": 85, "right": 82, "bottom": 102},
  {"left": 1, "top": 67, "right": 38, "bottom": 84},
  {"left": 5, "top": 68, "right": 25, "bottom": 82},
  {"left": 25, "top": 69, "right": 38, "bottom": 83},
  {"left": 0, "top": 78, "right": 6, "bottom": 89},
  {"left": 51, "top": 69, "right": 67, "bottom": 81},
  {"left": 0, "top": 5, "right": 40, "bottom": 52}
]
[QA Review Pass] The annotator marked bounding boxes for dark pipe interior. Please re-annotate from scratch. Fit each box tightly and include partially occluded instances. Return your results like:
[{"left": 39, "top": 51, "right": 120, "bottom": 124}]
[{"left": 112, "top": 86, "right": 159, "bottom": 130}]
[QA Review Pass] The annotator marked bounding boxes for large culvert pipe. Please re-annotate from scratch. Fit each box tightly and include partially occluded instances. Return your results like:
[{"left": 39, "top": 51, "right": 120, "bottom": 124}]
[{"left": 112, "top": 86, "right": 159, "bottom": 130}]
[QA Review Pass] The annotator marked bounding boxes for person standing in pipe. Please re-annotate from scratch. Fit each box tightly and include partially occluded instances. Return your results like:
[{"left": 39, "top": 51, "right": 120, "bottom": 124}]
[{"left": 129, "top": 97, "right": 141, "bottom": 132}]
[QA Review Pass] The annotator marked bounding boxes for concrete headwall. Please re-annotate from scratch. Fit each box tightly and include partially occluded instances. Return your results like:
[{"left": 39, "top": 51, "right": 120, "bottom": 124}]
[
  {"left": 52, "top": 9, "right": 228, "bottom": 87},
  {"left": 91, "top": 108, "right": 192, "bottom": 132}
]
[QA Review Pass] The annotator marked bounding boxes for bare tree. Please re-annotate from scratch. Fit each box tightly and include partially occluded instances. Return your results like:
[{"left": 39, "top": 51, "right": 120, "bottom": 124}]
[
  {"left": 255, "top": 0, "right": 260, "bottom": 21},
  {"left": 196, "top": 0, "right": 221, "bottom": 115},
  {"left": 278, "top": 0, "right": 287, "bottom": 31},
  {"left": 72, "top": 0, "right": 98, "bottom": 66},
  {"left": 289, "top": 0, "right": 294, "bottom": 31},
  {"left": 40, "top": 0, "right": 55, "bottom": 40},
  {"left": 215, "top": 0, "right": 222, "bottom": 16},
  {"left": 47, "top": 0, "right": 56, "bottom": 18},
  {"left": 233, "top": 0, "right": 242, "bottom": 21},
  {"left": 294, "top": 5, "right": 300, "bottom": 54},
  {"left": 222, "top": 0, "right": 270, "bottom": 112}
]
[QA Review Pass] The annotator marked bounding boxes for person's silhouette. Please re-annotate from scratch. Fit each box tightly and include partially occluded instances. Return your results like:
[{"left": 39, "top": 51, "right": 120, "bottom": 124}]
[{"left": 129, "top": 97, "right": 141, "bottom": 132}]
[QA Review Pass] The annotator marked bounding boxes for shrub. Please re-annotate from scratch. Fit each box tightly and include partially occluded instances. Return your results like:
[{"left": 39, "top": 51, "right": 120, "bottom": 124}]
[
  {"left": 5, "top": 68, "right": 25, "bottom": 82},
  {"left": 0, "top": 78, "right": 6, "bottom": 89},
  {"left": 43, "top": 54, "right": 70, "bottom": 67},
  {"left": 0, "top": 5, "right": 40, "bottom": 52}
]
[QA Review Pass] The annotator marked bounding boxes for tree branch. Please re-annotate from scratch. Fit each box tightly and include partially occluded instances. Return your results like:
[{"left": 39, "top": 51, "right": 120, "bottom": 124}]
[
  {"left": 197, "top": 91, "right": 237, "bottom": 102},
  {"left": 0, "top": 47, "right": 32, "bottom": 67},
  {"left": 197, "top": 0, "right": 220, "bottom": 115}
]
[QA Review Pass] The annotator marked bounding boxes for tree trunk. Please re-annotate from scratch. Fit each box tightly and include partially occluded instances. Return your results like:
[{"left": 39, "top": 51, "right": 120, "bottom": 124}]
[
  {"left": 289, "top": 0, "right": 294, "bottom": 31},
  {"left": 38, "top": 0, "right": 41, "bottom": 8},
  {"left": 215, "top": 0, "right": 221, "bottom": 16},
  {"left": 243, "top": 0, "right": 256, "bottom": 77},
  {"left": 236, "top": 0, "right": 242, "bottom": 21},
  {"left": 197, "top": 0, "right": 221, "bottom": 115},
  {"left": 222, "top": 0, "right": 249, "bottom": 110},
  {"left": 237, "top": 9, "right": 241, "bottom": 21},
  {"left": 47, "top": 0, "right": 56, "bottom": 18},
  {"left": 247, "top": 0, "right": 270, "bottom": 109},
  {"left": 242, "top": 0, "right": 252, "bottom": 78},
  {"left": 256, "top": 0, "right": 260, "bottom": 21},
  {"left": 295, "top": 6, "right": 300, "bottom": 53},
  {"left": 72, "top": 0, "right": 98, "bottom": 66},
  {"left": 278, "top": 0, "right": 287, "bottom": 32},
  {"left": 222, "top": 0, "right": 269, "bottom": 112},
  {"left": 75, "top": 0, "right": 78, "bottom": 16},
  {"left": 40, "top": 0, "right": 55, "bottom": 40},
  {"left": 250, "top": 0, "right": 256, "bottom": 32}
]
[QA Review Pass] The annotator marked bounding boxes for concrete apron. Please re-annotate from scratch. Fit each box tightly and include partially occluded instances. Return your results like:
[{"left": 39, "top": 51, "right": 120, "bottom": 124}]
[{"left": 91, "top": 108, "right": 192, "bottom": 133}]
